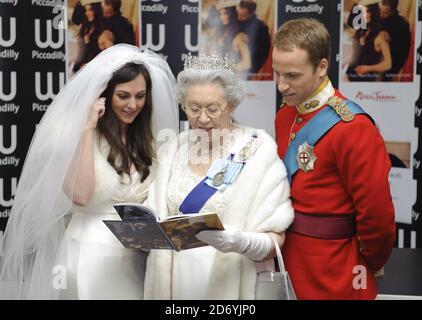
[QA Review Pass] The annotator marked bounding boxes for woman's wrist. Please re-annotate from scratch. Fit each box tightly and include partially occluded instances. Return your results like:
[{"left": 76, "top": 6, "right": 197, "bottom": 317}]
[{"left": 85, "top": 125, "right": 96, "bottom": 132}]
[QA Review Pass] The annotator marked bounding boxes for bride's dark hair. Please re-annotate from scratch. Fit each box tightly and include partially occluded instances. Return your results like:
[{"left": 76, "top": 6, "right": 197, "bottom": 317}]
[{"left": 98, "top": 62, "right": 155, "bottom": 182}]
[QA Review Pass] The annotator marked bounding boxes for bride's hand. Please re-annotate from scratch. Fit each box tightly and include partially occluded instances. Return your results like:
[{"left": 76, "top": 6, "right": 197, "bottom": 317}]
[{"left": 86, "top": 97, "right": 106, "bottom": 129}]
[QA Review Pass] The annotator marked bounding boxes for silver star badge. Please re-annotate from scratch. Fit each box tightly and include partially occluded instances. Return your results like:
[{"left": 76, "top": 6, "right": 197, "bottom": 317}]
[{"left": 296, "top": 141, "right": 317, "bottom": 173}]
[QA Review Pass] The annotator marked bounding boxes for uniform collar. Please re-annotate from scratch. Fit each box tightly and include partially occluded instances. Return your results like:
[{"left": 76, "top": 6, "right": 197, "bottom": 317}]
[{"left": 296, "top": 77, "right": 334, "bottom": 115}]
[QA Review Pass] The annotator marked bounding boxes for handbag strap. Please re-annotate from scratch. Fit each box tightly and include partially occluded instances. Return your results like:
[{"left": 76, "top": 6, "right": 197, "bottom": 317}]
[{"left": 271, "top": 237, "right": 286, "bottom": 272}]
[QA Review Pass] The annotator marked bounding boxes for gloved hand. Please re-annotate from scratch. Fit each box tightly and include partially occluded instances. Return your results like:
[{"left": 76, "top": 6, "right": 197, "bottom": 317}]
[{"left": 196, "top": 224, "right": 272, "bottom": 261}]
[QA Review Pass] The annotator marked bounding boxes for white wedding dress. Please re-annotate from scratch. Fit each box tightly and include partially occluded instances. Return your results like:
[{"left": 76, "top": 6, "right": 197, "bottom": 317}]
[{"left": 56, "top": 133, "right": 153, "bottom": 300}]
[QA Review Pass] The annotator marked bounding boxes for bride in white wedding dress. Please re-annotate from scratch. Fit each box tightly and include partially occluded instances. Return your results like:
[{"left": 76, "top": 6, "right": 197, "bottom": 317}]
[
  {"left": 0, "top": 45, "right": 178, "bottom": 299},
  {"left": 57, "top": 130, "right": 154, "bottom": 299}
]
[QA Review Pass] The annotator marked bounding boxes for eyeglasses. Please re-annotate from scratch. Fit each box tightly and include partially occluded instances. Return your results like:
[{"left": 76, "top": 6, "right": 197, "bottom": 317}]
[{"left": 182, "top": 103, "right": 229, "bottom": 118}]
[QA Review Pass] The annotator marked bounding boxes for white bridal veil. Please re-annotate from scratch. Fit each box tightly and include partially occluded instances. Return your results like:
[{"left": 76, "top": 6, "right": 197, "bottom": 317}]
[{"left": 0, "top": 44, "right": 179, "bottom": 299}]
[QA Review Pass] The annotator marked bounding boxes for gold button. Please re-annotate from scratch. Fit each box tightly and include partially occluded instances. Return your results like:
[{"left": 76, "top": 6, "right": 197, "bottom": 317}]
[
  {"left": 296, "top": 117, "right": 303, "bottom": 124},
  {"left": 290, "top": 132, "right": 296, "bottom": 140}
]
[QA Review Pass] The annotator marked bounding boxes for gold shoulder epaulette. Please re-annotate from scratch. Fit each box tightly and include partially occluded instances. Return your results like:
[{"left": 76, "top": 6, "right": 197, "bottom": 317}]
[{"left": 327, "top": 96, "right": 354, "bottom": 122}]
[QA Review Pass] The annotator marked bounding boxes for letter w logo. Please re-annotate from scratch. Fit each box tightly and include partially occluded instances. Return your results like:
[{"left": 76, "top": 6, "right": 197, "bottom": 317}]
[
  {"left": 0, "top": 178, "right": 17, "bottom": 207},
  {"left": 0, "top": 71, "right": 17, "bottom": 101},
  {"left": 35, "top": 72, "right": 65, "bottom": 101},
  {"left": 0, "top": 17, "right": 16, "bottom": 47},
  {"left": 142, "top": 24, "right": 165, "bottom": 51},
  {"left": 184, "top": 25, "right": 198, "bottom": 51},
  {"left": 34, "top": 19, "right": 64, "bottom": 49},
  {"left": 0, "top": 124, "right": 17, "bottom": 155}
]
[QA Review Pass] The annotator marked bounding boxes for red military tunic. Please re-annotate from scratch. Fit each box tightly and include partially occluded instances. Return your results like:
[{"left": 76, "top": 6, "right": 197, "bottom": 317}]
[{"left": 275, "top": 88, "right": 396, "bottom": 299}]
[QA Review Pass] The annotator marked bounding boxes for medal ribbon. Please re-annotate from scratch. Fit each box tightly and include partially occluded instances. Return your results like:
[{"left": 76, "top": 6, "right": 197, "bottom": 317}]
[{"left": 179, "top": 133, "right": 258, "bottom": 214}]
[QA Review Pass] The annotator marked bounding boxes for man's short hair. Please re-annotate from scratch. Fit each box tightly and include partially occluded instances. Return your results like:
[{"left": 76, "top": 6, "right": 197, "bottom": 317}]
[
  {"left": 104, "top": 0, "right": 121, "bottom": 13},
  {"left": 238, "top": 0, "right": 257, "bottom": 14},
  {"left": 381, "top": 0, "right": 399, "bottom": 11},
  {"left": 274, "top": 18, "right": 331, "bottom": 70}
]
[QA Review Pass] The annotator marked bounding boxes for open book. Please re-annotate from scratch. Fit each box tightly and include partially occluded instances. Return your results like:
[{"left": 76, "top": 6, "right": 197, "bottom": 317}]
[{"left": 103, "top": 203, "right": 224, "bottom": 252}]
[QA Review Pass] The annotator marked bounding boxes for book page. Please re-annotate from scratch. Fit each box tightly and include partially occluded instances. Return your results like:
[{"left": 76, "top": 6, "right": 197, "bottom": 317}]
[
  {"left": 113, "top": 203, "right": 158, "bottom": 221},
  {"left": 159, "top": 213, "right": 224, "bottom": 251},
  {"left": 163, "top": 212, "right": 218, "bottom": 221}
]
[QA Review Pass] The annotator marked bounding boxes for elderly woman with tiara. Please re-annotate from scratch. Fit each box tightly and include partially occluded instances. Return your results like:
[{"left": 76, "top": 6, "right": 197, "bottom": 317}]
[
  {"left": 143, "top": 52, "right": 294, "bottom": 299},
  {"left": 0, "top": 44, "right": 178, "bottom": 299}
]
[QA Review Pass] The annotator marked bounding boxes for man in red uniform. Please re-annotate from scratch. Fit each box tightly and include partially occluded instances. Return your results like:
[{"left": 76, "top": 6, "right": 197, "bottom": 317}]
[{"left": 273, "top": 18, "right": 395, "bottom": 299}]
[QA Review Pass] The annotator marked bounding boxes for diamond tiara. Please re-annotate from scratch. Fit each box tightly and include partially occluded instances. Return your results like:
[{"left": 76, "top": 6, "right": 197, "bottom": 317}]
[{"left": 183, "top": 52, "right": 235, "bottom": 72}]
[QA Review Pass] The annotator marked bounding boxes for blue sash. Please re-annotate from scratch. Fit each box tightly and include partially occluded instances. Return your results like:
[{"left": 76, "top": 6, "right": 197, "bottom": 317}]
[
  {"left": 179, "top": 133, "right": 258, "bottom": 214},
  {"left": 283, "top": 100, "right": 370, "bottom": 183},
  {"left": 179, "top": 178, "right": 218, "bottom": 214},
  {"left": 179, "top": 156, "right": 245, "bottom": 214}
]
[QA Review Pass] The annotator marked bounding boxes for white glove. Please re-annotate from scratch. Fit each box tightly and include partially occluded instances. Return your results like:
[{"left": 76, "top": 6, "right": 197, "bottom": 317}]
[{"left": 196, "top": 224, "right": 272, "bottom": 261}]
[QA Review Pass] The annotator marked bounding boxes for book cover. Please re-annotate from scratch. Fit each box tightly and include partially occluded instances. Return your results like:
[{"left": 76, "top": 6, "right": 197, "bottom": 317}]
[{"left": 103, "top": 203, "right": 224, "bottom": 252}]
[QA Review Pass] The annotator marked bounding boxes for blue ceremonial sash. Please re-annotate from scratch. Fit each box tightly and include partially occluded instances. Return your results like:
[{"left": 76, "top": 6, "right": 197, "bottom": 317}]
[
  {"left": 283, "top": 100, "right": 369, "bottom": 184},
  {"left": 179, "top": 178, "right": 218, "bottom": 214},
  {"left": 179, "top": 133, "right": 258, "bottom": 214},
  {"left": 178, "top": 157, "right": 243, "bottom": 214}
]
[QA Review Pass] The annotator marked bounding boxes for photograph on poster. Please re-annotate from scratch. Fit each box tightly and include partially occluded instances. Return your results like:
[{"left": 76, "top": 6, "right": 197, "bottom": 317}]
[
  {"left": 385, "top": 141, "right": 411, "bottom": 168},
  {"left": 200, "top": 0, "right": 275, "bottom": 80},
  {"left": 341, "top": 0, "right": 416, "bottom": 82},
  {"left": 66, "top": 0, "right": 139, "bottom": 77}
]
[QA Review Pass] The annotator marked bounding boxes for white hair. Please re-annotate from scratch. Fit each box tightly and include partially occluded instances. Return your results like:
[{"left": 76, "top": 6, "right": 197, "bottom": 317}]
[{"left": 175, "top": 69, "right": 246, "bottom": 108}]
